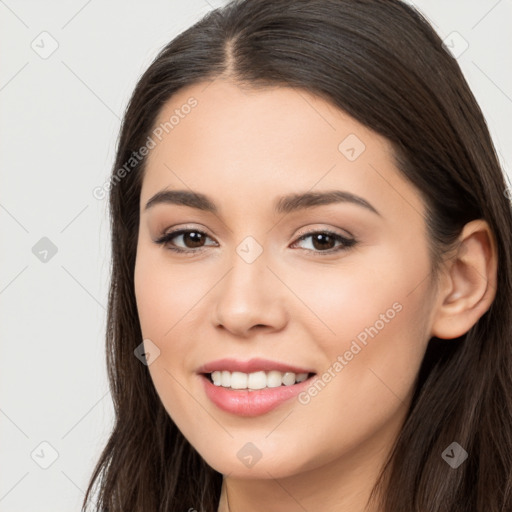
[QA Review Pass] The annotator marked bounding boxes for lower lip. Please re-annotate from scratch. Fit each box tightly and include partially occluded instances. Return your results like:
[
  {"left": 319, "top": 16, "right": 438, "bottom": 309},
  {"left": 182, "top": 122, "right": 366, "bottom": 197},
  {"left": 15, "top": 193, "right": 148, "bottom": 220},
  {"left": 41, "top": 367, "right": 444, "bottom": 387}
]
[{"left": 200, "top": 374, "right": 315, "bottom": 417}]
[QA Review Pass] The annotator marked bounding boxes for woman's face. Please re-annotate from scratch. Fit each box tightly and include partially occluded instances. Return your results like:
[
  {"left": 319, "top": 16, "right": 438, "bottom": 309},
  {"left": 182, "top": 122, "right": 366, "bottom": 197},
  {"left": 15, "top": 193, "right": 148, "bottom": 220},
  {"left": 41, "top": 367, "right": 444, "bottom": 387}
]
[{"left": 134, "top": 79, "right": 438, "bottom": 480}]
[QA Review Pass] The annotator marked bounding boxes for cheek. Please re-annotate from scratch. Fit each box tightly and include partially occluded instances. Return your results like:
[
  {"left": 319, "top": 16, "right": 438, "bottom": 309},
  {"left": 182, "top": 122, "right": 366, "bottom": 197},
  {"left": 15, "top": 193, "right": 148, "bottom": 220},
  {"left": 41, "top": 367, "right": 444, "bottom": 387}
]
[
  {"left": 286, "top": 242, "right": 431, "bottom": 348},
  {"left": 134, "top": 251, "right": 204, "bottom": 425},
  {"left": 293, "top": 243, "right": 432, "bottom": 410},
  {"left": 134, "top": 248, "right": 205, "bottom": 339}
]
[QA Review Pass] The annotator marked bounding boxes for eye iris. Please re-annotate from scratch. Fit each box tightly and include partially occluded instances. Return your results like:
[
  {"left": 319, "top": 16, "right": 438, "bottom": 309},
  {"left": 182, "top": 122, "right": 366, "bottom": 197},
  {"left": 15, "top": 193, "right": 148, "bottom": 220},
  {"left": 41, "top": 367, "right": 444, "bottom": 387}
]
[
  {"left": 312, "top": 233, "right": 335, "bottom": 250},
  {"left": 184, "top": 231, "right": 204, "bottom": 248}
]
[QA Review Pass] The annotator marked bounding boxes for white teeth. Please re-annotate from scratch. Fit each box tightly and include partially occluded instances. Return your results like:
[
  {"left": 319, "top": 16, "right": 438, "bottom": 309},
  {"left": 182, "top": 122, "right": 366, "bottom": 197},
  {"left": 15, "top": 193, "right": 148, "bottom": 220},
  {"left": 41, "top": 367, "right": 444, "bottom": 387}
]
[
  {"left": 209, "top": 370, "right": 310, "bottom": 389},
  {"left": 221, "top": 370, "right": 231, "bottom": 387},
  {"left": 282, "top": 372, "right": 296, "bottom": 386},
  {"left": 231, "top": 371, "right": 248, "bottom": 389},
  {"left": 266, "top": 370, "right": 283, "bottom": 388},
  {"left": 248, "top": 371, "right": 267, "bottom": 389}
]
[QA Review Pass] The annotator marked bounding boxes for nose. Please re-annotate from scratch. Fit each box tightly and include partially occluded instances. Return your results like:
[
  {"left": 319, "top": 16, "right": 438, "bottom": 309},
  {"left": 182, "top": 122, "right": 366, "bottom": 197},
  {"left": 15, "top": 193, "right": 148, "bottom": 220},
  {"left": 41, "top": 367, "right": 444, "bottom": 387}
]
[{"left": 211, "top": 248, "right": 288, "bottom": 338}]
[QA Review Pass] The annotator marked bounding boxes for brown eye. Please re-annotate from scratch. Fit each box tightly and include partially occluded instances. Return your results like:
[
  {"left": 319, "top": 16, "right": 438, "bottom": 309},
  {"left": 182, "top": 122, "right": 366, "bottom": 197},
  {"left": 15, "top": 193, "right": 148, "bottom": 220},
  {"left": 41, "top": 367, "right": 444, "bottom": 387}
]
[
  {"left": 292, "top": 230, "right": 357, "bottom": 255},
  {"left": 179, "top": 231, "right": 206, "bottom": 248},
  {"left": 310, "top": 232, "right": 336, "bottom": 251},
  {"left": 154, "top": 229, "right": 217, "bottom": 253}
]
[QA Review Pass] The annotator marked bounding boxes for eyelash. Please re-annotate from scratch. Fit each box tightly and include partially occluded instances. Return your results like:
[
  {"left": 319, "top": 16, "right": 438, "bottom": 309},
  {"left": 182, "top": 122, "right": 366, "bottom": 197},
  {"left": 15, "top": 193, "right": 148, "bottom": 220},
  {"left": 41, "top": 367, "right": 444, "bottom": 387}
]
[{"left": 154, "top": 227, "right": 357, "bottom": 257}]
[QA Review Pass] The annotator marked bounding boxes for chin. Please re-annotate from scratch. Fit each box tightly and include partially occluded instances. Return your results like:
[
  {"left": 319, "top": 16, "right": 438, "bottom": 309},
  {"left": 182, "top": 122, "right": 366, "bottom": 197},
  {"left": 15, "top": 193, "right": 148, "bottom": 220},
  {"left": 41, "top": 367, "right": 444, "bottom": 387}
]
[{"left": 196, "top": 441, "right": 311, "bottom": 480}]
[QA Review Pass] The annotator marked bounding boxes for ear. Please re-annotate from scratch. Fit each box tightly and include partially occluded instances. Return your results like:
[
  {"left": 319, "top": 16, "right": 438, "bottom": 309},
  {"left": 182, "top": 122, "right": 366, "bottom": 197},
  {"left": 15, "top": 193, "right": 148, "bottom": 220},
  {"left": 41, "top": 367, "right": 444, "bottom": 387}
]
[{"left": 430, "top": 219, "right": 498, "bottom": 340}]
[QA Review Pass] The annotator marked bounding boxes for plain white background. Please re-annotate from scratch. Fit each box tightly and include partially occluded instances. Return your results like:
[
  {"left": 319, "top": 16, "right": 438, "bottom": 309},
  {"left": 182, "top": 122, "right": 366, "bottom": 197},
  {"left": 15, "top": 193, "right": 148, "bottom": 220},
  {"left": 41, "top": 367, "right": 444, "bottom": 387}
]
[{"left": 1, "top": 1, "right": 511, "bottom": 510}]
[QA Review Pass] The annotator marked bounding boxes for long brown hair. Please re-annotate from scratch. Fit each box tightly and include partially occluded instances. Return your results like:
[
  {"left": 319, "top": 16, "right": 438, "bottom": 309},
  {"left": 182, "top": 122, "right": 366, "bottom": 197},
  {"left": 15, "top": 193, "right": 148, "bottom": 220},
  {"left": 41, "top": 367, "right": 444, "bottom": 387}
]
[{"left": 83, "top": 1, "right": 512, "bottom": 510}]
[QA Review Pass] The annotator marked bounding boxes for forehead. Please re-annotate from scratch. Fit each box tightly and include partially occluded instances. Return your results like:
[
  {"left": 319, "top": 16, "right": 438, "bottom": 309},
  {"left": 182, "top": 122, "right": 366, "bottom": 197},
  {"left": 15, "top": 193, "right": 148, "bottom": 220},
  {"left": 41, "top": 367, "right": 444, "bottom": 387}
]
[{"left": 140, "top": 79, "right": 425, "bottom": 222}]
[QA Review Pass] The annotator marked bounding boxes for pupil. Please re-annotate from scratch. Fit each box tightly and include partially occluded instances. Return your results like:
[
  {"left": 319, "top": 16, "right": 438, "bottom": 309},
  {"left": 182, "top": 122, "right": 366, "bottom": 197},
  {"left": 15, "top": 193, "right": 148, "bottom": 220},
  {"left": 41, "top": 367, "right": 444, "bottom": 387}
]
[
  {"left": 185, "top": 232, "right": 203, "bottom": 248},
  {"left": 312, "top": 233, "right": 334, "bottom": 250}
]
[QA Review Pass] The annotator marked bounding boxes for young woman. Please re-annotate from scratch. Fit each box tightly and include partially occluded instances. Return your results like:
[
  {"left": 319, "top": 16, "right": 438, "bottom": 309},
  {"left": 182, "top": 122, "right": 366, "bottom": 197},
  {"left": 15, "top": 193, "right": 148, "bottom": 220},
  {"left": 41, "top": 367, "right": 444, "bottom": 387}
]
[{"left": 83, "top": 1, "right": 512, "bottom": 511}]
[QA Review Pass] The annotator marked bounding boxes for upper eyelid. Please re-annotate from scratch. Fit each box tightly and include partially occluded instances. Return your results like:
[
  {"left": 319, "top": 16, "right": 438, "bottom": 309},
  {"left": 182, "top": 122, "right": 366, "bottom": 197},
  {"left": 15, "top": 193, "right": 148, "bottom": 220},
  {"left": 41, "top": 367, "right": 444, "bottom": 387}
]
[
  {"left": 162, "top": 218, "right": 354, "bottom": 234},
  {"left": 294, "top": 225, "right": 354, "bottom": 240},
  {"left": 158, "top": 227, "right": 355, "bottom": 248},
  {"left": 159, "top": 226, "right": 217, "bottom": 242},
  {"left": 159, "top": 225, "right": 354, "bottom": 240}
]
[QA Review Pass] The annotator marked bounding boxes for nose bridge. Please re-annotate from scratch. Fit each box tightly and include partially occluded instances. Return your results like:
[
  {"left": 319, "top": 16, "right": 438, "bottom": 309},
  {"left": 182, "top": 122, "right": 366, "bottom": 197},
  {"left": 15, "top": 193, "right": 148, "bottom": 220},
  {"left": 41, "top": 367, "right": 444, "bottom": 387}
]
[{"left": 212, "top": 236, "right": 287, "bottom": 334}]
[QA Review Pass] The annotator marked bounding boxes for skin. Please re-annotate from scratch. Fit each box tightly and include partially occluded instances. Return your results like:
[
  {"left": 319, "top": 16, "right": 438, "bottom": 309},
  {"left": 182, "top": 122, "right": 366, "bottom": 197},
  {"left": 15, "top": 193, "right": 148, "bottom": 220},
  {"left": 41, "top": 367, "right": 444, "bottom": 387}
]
[{"left": 133, "top": 79, "right": 497, "bottom": 512}]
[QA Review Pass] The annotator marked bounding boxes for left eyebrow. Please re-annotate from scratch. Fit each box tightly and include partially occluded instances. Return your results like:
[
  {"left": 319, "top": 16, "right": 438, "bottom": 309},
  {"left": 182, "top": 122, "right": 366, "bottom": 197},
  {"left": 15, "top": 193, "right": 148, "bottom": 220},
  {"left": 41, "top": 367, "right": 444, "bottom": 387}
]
[
  {"left": 274, "top": 190, "right": 380, "bottom": 216},
  {"left": 145, "top": 190, "right": 218, "bottom": 213},
  {"left": 144, "top": 189, "right": 381, "bottom": 216}
]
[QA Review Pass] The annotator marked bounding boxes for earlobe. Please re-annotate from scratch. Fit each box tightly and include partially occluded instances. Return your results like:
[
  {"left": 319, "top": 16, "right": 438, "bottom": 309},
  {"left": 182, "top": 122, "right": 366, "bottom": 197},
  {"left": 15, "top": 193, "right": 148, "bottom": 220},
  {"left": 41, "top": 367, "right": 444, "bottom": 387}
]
[{"left": 430, "top": 220, "right": 498, "bottom": 340}]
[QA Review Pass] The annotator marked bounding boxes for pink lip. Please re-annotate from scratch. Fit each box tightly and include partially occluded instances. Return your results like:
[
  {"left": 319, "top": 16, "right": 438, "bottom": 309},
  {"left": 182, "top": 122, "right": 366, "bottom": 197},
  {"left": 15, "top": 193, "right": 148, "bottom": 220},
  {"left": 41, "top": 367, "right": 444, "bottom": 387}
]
[
  {"left": 196, "top": 357, "right": 314, "bottom": 375},
  {"left": 199, "top": 373, "right": 316, "bottom": 417}
]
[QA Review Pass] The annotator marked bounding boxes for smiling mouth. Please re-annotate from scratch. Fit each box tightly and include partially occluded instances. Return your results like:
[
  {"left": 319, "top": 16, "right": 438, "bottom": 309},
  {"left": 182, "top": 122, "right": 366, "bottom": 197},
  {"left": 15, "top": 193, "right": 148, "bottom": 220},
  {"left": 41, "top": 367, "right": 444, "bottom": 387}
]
[{"left": 202, "top": 370, "right": 317, "bottom": 390}]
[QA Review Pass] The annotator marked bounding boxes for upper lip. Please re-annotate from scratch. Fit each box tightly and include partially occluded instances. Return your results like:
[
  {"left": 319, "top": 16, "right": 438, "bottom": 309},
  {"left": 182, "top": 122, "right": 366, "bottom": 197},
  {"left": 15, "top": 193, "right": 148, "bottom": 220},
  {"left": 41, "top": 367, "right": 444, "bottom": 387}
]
[{"left": 197, "top": 358, "right": 315, "bottom": 375}]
